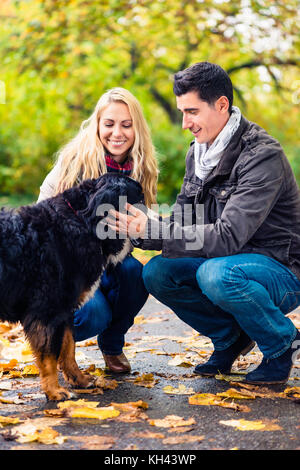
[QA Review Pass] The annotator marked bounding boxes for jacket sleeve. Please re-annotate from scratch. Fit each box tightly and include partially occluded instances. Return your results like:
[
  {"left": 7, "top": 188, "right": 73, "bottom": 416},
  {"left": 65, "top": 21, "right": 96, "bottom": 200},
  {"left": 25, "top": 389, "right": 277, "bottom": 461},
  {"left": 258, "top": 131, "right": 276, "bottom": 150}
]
[
  {"left": 141, "top": 146, "right": 285, "bottom": 258},
  {"left": 37, "top": 162, "right": 61, "bottom": 202},
  {"left": 139, "top": 177, "right": 195, "bottom": 252}
]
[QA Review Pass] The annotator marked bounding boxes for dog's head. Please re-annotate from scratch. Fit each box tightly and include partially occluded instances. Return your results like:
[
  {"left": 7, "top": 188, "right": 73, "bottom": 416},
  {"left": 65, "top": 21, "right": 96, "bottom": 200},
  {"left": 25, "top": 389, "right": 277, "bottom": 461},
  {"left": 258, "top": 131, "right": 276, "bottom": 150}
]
[
  {"left": 79, "top": 174, "right": 145, "bottom": 258},
  {"left": 82, "top": 173, "right": 144, "bottom": 215}
]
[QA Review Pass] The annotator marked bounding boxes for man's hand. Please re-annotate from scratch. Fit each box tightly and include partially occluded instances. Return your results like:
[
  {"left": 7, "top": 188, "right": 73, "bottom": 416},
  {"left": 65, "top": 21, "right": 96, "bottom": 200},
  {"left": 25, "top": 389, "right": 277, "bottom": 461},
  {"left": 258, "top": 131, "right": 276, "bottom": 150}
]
[{"left": 107, "top": 203, "right": 148, "bottom": 239}]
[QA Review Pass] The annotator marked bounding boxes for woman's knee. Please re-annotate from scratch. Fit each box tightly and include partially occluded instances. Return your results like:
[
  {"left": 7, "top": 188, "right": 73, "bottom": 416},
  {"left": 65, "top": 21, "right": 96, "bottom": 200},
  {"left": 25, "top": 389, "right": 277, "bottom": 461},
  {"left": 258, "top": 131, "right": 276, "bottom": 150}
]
[
  {"left": 119, "top": 255, "right": 143, "bottom": 277},
  {"left": 142, "top": 255, "right": 173, "bottom": 295},
  {"left": 74, "top": 290, "right": 112, "bottom": 341}
]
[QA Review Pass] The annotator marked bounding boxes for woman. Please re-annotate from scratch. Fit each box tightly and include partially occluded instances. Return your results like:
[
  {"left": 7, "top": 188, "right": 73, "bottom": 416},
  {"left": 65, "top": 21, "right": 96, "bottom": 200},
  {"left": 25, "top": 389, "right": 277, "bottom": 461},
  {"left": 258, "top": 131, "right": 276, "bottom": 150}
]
[{"left": 37, "top": 87, "right": 158, "bottom": 373}]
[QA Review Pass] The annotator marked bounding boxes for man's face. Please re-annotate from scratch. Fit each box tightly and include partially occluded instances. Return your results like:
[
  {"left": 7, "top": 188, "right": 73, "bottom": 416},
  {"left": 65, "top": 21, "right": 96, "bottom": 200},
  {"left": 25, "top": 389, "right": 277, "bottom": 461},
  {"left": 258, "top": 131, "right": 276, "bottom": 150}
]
[{"left": 176, "top": 91, "right": 230, "bottom": 146}]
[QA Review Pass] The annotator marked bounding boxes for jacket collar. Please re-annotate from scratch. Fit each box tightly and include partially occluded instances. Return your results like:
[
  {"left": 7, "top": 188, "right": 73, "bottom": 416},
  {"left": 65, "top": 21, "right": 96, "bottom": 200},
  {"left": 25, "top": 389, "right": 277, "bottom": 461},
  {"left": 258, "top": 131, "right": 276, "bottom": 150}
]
[{"left": 200, "top": 115, "right": 250, "bottom": 184}]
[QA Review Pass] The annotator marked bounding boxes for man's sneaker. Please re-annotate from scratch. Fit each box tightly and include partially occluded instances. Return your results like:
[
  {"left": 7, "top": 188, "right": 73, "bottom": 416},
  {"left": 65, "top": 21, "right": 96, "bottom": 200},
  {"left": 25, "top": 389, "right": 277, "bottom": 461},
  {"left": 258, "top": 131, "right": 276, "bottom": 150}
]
[
  {"left": 244, "top": 329, "right": 300, "bottom": 385},
  {"left": 194, "top": 331, "right": 255, "bottom": 376}
]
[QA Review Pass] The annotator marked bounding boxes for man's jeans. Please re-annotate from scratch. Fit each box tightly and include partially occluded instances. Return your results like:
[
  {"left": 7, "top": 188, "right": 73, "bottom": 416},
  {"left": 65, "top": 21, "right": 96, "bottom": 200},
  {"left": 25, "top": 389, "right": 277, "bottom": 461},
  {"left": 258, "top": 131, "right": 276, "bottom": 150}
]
[
  {"left": 74, "top": 255, "right": 148, "bottom": 355},
  {"left": 142, "top": 253, "right": 300, "bottom": 359}
]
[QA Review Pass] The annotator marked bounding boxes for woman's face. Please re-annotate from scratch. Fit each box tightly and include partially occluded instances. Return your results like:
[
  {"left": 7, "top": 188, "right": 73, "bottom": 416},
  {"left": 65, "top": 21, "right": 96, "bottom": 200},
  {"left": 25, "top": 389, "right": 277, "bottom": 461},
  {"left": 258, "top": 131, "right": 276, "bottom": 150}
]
[{"left": 99, "top": 102, "right": 135, "bottom": 163}]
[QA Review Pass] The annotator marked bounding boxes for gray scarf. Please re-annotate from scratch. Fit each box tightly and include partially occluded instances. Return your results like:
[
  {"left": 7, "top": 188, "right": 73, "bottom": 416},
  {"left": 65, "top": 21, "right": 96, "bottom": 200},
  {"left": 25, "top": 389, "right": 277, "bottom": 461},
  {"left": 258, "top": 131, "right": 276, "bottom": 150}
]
[{"left": 194, "top": 106, "right": 241, "bottom": 181}]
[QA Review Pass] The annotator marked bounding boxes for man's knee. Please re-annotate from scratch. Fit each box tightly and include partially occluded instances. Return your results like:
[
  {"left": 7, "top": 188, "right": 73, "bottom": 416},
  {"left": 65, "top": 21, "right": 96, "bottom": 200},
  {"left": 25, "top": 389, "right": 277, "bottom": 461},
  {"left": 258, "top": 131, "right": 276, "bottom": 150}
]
[{"left": 196, "top": 257, "right": 232, "bottom": 304}]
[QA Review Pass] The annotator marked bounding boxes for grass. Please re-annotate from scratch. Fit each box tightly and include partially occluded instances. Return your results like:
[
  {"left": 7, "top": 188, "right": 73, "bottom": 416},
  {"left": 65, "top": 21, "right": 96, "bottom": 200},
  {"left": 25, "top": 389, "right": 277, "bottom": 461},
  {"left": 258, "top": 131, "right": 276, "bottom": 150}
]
[{"left": 0, "top": 193, "right": 36, "bottom": 208}]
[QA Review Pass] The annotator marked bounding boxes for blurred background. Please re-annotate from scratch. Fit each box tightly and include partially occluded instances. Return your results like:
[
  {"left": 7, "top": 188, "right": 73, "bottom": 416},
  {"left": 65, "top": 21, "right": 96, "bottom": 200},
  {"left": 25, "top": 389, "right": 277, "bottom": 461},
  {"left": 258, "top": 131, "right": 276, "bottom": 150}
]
[{"left": 0, "top": 0, "right": 299, "bottom": 208}]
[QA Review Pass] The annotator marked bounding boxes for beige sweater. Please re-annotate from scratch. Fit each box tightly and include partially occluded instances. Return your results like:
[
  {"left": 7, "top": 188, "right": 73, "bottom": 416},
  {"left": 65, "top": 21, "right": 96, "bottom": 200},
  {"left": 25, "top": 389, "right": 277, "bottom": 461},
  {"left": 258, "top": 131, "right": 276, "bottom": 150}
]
[{"left": 37, "top": 163, "right": 61, "bottom": 203}]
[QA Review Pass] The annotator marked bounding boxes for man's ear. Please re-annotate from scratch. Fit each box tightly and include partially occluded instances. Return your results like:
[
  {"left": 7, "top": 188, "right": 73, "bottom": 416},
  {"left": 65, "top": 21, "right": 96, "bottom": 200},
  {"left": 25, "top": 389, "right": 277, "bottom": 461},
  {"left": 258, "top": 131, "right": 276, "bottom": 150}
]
[{"left": 215, "top": 96, "right": 229, "bottom": 114}]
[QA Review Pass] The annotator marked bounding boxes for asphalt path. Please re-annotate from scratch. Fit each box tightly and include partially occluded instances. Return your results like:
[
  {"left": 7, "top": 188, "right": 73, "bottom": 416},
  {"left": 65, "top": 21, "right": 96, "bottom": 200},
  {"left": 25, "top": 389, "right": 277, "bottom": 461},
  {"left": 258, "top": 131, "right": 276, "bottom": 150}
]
[{"left": 0, "top": 296, "right": 299, "bottom": 455}]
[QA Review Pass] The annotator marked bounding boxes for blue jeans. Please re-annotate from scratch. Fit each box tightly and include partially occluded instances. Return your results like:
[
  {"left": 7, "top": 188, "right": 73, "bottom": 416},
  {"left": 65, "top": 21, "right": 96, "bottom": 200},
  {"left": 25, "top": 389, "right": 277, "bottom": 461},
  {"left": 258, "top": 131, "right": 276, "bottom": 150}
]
[
  {"left": 74, "top": 255, "right": 148, "bottom": 355},
  {"left": 143, "top": 253, "right": 300, "bottom": 359}
]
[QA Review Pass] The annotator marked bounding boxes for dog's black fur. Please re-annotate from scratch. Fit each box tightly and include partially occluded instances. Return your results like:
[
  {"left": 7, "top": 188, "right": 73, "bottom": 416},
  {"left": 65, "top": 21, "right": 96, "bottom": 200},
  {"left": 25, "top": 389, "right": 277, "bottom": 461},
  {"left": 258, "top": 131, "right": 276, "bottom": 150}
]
[{"left": 0, "top": 173, "right": 144, "bottom": 400}]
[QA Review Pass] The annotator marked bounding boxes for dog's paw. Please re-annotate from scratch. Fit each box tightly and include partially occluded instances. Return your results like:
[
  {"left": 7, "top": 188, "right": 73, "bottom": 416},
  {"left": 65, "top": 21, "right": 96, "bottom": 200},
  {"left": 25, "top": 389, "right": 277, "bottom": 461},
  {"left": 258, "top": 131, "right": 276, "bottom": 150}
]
[{"left": 46, "top": 387, "right": 75, "bottom": 402}]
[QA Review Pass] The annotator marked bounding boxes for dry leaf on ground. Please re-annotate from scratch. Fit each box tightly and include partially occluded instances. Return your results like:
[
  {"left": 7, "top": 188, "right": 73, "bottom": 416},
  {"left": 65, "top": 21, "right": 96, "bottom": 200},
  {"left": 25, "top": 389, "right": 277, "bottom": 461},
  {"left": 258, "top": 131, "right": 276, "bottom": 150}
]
[
  {"left": 215, "top": 373, "right": 246, "bottom": 382},
  {"left": 148, "top": 415, "right": 196, "bottom": 428},
  {"left": 163, "top": 384, "right": 195, "bottom": 395},
  {"left": 4, "top": 421, "right": 67, "bottom": 444},
  {"left": 69, "top": 434, "right": 116, "bottom": 450},
  {"left": 284, "top": 386, "right": 300, "bottom": 398},
  {"left": 133, "top": 373, "right": 158, "bottom": 388},
  {"left": 110, "top": 400, "right": 149, "bottom": 422},
  {"left": 21, "top": 364, "right": 39, "bottom": 376},
  {"left": 220, "top": 419, "right": 282, "bottom": 431},
  {"left": 58, "top": 399, "right": 100, "bottom": 410},
  {"left": 188, "top": 393, "right": 251, "bottom": 412},
  {"left": 0, "top": 415, "right": 21, "bottom": 426},
  {"left": 0, "top": 359, "right": 18, "bottom": 371},
  {"left": 45, "top": 399, "right": 148, "bottom": 422},
  {"left": 68, "top": 406, "right": 120, "bottom": 420},
  {"left": 168, "top": 355, "right": 193, "bottom": 368},
  {"left": 45, "top": 399, "right": 120, "bottom": 420},
  {"left": 216, "top": 388, "right": 256, "bottom": 400},
  {"left": 129, "top": 431, "right": 165, "bottom": 439}
]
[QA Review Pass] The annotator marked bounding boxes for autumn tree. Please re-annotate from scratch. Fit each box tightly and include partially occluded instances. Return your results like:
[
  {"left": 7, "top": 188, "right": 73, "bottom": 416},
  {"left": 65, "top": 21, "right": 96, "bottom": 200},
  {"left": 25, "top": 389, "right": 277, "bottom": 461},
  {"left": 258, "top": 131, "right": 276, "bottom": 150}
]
[{"left": 0, "top": 0, "right": 299, "bottom": 201}]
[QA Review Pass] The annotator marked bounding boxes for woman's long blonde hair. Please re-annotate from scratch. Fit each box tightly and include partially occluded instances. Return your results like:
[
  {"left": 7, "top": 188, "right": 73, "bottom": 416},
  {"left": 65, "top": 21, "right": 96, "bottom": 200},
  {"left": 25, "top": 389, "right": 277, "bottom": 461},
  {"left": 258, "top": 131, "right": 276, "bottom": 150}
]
[{"left": 54, "top": 87, "right": 158, "bottom": 207}]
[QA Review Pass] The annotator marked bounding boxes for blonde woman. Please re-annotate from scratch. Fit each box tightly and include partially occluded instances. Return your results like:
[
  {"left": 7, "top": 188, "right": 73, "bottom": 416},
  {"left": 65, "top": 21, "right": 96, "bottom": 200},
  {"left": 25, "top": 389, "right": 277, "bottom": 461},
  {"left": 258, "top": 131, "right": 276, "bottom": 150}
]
[{"left": 38, "top": 87, "right": 158, "bottom": 373}]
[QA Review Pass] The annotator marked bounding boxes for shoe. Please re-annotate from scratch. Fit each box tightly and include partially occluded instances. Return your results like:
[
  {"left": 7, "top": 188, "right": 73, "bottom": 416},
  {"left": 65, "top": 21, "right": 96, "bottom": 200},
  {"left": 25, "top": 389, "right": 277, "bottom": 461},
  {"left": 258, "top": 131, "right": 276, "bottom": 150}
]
[
  {"left": 245, "top": 330, "right": 300, "bottom": 385},
  {"left": 102, "top": 352, "right": 131, "bottom": 374},
  {"left": 194, "top": 331, "right": 255, "bottom": 376}
]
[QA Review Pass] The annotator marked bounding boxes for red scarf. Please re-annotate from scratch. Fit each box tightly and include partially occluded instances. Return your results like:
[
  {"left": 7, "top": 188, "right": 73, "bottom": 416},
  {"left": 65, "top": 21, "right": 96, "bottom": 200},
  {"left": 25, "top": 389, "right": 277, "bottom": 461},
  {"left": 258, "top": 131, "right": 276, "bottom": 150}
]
[{"left": 105, "top": 155, "right": 133, "bottom": 176}]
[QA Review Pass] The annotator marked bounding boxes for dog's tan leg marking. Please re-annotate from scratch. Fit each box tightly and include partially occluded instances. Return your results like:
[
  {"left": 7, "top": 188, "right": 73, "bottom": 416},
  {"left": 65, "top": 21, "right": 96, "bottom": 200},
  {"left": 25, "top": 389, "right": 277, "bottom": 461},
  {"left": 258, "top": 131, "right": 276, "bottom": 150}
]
[
  {"left": 58, "top": 328, "right": 94, "bottom": 388},
  {"left": 35, "top": 352, "right": 72, "bottom": 401}
]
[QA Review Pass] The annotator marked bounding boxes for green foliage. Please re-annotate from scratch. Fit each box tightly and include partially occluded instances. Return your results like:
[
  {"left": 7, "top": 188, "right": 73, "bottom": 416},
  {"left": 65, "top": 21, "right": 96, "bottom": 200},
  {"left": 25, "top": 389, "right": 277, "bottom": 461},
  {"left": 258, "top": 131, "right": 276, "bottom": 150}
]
[{"left": 0, "top": 0, "right": 299, "bottom": 201}]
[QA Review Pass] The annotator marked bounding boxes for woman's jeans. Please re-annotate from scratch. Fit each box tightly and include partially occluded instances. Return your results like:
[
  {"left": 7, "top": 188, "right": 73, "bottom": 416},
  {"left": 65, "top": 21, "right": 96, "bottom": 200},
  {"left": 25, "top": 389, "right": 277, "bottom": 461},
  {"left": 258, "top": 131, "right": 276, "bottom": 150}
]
[
  {"left": 143, "top": 253, "right": 300, "bottom": 359},
  {"left": 74, "top": 255, "right": 148, "bottom": 355}
]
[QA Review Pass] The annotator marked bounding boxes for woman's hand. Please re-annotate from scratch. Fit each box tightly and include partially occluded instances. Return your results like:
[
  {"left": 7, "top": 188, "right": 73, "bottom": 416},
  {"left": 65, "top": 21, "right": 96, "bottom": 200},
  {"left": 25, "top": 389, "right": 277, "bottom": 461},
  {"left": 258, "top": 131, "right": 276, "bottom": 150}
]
[{"left": 107, "top": 203, "right": 148, "bottom": 239}]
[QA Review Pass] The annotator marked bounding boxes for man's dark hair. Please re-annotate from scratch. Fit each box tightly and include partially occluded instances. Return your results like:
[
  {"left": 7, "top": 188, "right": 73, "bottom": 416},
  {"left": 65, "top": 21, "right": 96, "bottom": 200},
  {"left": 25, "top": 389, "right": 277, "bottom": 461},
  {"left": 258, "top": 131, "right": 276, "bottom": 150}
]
[{"left": 173, "top": 62, "right": 233, "bottom": 113}]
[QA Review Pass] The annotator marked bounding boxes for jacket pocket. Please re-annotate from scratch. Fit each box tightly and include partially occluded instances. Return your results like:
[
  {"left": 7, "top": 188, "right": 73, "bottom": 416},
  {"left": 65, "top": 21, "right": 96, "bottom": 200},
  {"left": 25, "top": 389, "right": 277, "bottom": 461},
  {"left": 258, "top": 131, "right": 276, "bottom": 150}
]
[
  {"left": 184, "top": 179, "right": 201, "bottom": 198},
  {"left": 207, "top": 184, "right": 237, "bottom": 220},
  {"left": 208, "top": 184, "right": 237, "bottom": 202}
]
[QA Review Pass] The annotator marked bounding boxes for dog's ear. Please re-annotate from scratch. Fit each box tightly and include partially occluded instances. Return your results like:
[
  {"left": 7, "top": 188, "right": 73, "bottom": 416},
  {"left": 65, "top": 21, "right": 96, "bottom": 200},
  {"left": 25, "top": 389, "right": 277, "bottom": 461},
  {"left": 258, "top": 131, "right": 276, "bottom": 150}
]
[{"left": 79, "top": 177, "right": 105, "bottom": 194}]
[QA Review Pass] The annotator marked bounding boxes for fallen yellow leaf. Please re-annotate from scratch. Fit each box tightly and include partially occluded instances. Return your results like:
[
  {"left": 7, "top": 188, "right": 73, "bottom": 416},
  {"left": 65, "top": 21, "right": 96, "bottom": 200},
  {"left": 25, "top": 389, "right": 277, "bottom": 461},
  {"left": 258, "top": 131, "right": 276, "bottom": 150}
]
[
  {"left": 216, "top": 388, "right": 256, "bottom": 400},
  {"left": 163, "top": 384, "right": 195, "bottom": 395},
  {"left": 55, "top": 399, "right": 120, "bottom": 420},
  {"left": 284, "top": 386, "right": 300, "bottom": 398},
  {"left": 129, "top": 431, "right": 165, "bottom": 439},
  {"left": 134, "top": 315, "right": 145, "bottom": 324},
  {"left": 22, "top": 364, "right": 39, "bottom": 376},
  {"left": 133, "top": 373, "right": 158, "bottom": 388},
  {"left": 215, "top": 373, "right": 245, "bottom": 382},
  {"left": 168, "top": 355, "right": 193, "bottom": 367},
  {"left": 69, "top": 434, "right": 116, "bottom": 450},
  {"left": 110, "top": 400, "right": 148, "bottom": 411},
  {"left": 93, "top": 376, "right": 118, "bottom": 390},
  {"left": 188, "top": 393, "right": 251, "bottom": 412},
  {"left": 58, "top": 399, "right": 100, "bottom": 410},
  {"left": 0, "top": 415, "right": 21, "bottom": 426},
  {"left": 148, "top": 415, "right": 196, "bottom": 428},
  {"left": 220, "top": 419, "right": 282, "bottom": 431},
  {"left": 0, "top": 359, "right": 18, "bottom": 371},
  {"left": 17, "top": 426, "right": 67, "bottom": 444},
  {"left": 69, "top": 405, "right": 120, "bottom": 420}
]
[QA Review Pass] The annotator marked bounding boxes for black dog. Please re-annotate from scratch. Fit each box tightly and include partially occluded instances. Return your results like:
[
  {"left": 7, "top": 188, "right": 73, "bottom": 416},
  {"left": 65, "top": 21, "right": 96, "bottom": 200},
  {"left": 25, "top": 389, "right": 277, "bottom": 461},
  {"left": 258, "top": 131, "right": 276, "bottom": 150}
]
[{"left": 0, "top": 173, "right": 144, "bottom": 400}]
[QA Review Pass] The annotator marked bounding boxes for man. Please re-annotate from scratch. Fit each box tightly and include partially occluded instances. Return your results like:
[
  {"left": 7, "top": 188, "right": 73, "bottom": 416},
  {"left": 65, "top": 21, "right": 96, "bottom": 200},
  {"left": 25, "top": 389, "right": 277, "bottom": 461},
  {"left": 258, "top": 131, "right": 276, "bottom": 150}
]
[{"left": 109, "top": 62, "right": 300, "bottom": 384}]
